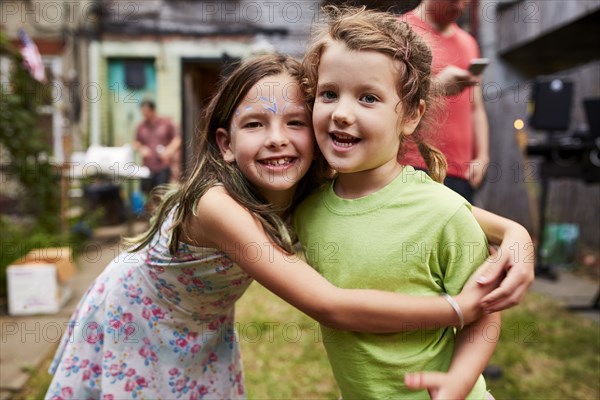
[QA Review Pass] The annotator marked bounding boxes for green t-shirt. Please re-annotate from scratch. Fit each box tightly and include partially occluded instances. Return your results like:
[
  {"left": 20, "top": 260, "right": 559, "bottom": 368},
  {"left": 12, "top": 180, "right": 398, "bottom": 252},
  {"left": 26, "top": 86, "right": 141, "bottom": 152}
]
[{"left": 294, "top": 167, "right": 489, "bottom": 399}]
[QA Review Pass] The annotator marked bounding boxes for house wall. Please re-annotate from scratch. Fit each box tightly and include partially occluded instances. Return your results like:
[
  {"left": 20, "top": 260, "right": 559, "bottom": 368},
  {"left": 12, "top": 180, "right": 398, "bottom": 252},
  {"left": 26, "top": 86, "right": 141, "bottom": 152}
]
[
  {"left": 95, "top": 38, "right": 255, "bottom": 146},
  {"left": 477, "top": 0, "right": 600, "bottom": 247},
  {"left": 1, "top": 0, "right": 96, "bottom": 155}
]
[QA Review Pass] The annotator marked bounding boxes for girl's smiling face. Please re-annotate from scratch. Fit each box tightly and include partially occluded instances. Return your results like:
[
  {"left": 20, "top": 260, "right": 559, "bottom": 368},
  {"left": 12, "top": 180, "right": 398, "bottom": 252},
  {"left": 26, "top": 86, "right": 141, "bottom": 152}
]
[
  {"left": 216, "top": 73, "right": 314, "bottom": 203},
  {"left": 312, "top": 40, "right": 422, "bottom": 178}
]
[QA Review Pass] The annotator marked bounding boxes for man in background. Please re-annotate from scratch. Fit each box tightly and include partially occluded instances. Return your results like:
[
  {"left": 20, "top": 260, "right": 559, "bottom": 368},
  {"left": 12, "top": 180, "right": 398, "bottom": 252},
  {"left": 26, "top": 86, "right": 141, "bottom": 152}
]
[
  {"left": 134, "top": 100, "right": 181, "bottom": 194},
  {"left": 402, "top": 0, "right": 490, "bottom": 203}
]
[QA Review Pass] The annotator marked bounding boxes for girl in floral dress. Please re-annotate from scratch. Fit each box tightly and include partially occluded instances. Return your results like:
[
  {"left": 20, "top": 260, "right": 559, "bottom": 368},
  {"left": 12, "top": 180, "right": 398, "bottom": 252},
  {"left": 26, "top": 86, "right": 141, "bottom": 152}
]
[{"left": 46, "top": 54, "right": 533, "bottom": 400}]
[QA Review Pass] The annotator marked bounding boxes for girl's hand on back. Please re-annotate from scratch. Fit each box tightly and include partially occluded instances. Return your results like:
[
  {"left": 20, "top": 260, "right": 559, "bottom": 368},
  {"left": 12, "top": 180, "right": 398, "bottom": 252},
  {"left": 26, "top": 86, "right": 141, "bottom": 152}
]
[
  {"left": 455, "top": 259, "right": 504, "bottom": 325},
  {"left": 475, "top": 225, "right": 534, "bottom": 313},
  {"left": 405, "top": 371, "right": 471, "bottom": 400},
  {"left": 471, "top": 207, "right": 535, "bottom": 313}
]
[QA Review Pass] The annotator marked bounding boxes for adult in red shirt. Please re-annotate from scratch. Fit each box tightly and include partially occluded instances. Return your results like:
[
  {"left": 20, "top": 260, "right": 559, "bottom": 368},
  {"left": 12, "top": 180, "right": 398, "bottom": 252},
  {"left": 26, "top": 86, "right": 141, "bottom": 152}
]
[
  {"left": 401, "top": 0, "right": 490, "bottom": 203},
  {"left": 134, "top": 100, "right": 182, "bottom": 193}
]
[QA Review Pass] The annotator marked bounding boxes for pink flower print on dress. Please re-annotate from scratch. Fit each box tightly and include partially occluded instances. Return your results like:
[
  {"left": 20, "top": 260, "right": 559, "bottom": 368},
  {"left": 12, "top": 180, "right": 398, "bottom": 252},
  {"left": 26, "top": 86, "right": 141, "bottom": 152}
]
[
  {"left": 191, "top": 277, "right": 206, "bottom": 288},
  {"left": 96, "top": 282, "right": 105, "bottom": 293},
  {"left": 177, "top": 274, "right": 191, "bottom": 285},
  {"left": 124, "top": 324, "right": 136, "bottom": 339},
  {"left": 85, "top": 322, "right": 101, "bottom": 343},
  {"left": 175, "top": 378, "right": 186, "bottom": 392},
  {"left": 108, "top": 363, "right": 121, "bottom": 377},
  {"left": 91, "top": 364, "right": 102, "bottom": 376},
  {"left": 142, "top": 296, "right": 152, "bottom": 305},
  {"left": 102, "top": 395, "right": 114, "bottom": 400},
  {"left": 169, "top": 367, "right": 179, "bottom": 376},
  {"left": 208, "top": 315, "right": 226, "bottom": 331},
  {"left": 62, "top": 357, "right": 75, "bottom": 371},
  {"left": 125, "top": 379, "right": 135, "bottom": 392},
  {"left": 108, "top": 319, "right": 122, "bottom": 330},
  {"left": 82, "top": 370, "right": 91, "bottom": 381},
  {"left": 152, "top": 306, "right": 165, "bottom": 320},
  {"left": 127, "top": 285, "right": 141, "bottom": 299},
  {"left": 139, "top": 346, "right": 150, "bottom": 358},
  {"left": 61, "top": 387, "right": 73, "bottom": 398},
  {"left": 136, "top": 376, "right": 148, "bottom": 388}
]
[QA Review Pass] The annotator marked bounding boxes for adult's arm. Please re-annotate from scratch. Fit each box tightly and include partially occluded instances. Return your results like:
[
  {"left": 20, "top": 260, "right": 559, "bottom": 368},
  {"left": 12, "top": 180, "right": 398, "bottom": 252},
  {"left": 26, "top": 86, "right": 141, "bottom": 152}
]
[
  {"left": 162, "top": 122, "right": 182, "bottom": 162},
  {"left": 468, "top": 86, "right": 490, "bottom": 188}
]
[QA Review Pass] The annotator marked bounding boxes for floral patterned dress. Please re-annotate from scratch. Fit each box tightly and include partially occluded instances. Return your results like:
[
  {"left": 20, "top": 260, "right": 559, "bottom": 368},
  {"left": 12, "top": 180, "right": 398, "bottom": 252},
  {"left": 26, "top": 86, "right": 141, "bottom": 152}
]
[{"left": 46, "top": 209, "right": 254, "bottom": 400}]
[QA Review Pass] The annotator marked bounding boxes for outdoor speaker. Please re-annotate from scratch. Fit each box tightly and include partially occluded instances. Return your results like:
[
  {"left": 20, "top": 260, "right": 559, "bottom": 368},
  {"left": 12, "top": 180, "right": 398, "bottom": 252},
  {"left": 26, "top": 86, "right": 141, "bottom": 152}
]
[{"left": 529, "top": 79, "right": 574, "bottom": 132}]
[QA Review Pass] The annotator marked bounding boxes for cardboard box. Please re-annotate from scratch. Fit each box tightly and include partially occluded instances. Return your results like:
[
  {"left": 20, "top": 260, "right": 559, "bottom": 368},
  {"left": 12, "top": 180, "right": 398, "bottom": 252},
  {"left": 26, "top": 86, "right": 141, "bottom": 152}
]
[
  {"left": 12, "top": 247, "right": 76, "bottom": 283},
  {"left": 7, "top": 247, "right": 76, "bottom": 315},
  {"left": 7, "top": 264, "right": 72, "bottom": 315}
]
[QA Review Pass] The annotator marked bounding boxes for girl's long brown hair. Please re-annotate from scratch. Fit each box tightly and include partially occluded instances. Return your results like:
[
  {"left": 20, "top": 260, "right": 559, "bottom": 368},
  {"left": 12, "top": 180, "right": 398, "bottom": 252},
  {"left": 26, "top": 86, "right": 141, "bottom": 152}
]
[
  {"left": 303, "top": 5, "right": 447, "bottom": 182},
  {"left": 129, "top": 54, "right": 321, "bottom": 255}
]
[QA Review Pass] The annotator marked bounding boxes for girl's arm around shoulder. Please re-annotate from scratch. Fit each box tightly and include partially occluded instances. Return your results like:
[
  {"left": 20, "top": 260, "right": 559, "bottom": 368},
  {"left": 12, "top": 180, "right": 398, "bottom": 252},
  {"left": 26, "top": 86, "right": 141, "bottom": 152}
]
[
  {"left": 193, "top": 186, "right": 473, "bottom": 333},
  {"left": 471, "top": 207, "right": 535, "bottom": 312}
]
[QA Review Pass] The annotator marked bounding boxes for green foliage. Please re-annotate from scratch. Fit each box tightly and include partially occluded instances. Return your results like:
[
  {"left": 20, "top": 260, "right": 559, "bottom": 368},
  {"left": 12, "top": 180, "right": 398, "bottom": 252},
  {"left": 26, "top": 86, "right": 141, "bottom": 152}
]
[
  {"left": 0, "top": 32, "right": 94, "bottom": 301},
  {"left": 0, "top": 31, "right": 61, "bottom": 232}
]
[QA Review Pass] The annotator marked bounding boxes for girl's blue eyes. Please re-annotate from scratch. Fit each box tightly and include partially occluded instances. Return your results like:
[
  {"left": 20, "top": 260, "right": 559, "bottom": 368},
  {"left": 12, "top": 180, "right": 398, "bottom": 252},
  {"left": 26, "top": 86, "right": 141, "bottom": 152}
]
[
  {"left": 361, "top": 94, "right": 377, "bottom": 104},
  {"left": 321, "top": 91, "right": 337, "bottom": 101},
  {"left": 320, "top": 91, "right": 378, "bottom": 104},
  {"left": 242, "top": 120, "right": 306, "bottom": 129}
]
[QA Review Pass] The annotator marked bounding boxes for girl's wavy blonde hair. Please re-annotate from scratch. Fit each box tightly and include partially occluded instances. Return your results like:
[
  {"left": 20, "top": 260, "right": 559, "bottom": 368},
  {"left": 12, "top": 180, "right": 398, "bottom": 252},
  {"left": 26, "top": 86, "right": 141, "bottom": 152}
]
[
  {"left": 129, "top": 54, "right": 322, "bottom": 255},
  {"left": 302, "top": 5, "right": 447, "bottom": 182}
]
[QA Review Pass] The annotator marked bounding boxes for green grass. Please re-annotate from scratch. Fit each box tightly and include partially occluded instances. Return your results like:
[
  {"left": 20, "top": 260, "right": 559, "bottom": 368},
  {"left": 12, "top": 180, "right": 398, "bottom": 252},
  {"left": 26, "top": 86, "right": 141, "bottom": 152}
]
[
  {"left": 486, "top": 292, "right": 600, "bottom": 399},
  {"left": 19, "top": 285, "right": 599, "bottom": 399},
  {"left": 237, "top": 284, "right": 600, "bottom": 399},
  {"left": 236, "top": 282, "right": 339, "bottom": 399}
]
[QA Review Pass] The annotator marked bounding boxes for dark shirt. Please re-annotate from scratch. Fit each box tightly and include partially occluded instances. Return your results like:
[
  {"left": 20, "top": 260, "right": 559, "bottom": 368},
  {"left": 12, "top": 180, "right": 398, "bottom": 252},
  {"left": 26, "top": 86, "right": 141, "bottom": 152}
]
[{"left": 135, "top": 117, "right": 177, "bottom": 172}]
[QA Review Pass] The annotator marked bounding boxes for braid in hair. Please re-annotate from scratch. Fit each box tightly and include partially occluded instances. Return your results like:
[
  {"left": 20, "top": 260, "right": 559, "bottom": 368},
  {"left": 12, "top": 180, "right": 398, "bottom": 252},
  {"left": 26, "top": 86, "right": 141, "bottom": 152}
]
[{"left": 417, "top": 141, "right": 447, "bottom": 183}]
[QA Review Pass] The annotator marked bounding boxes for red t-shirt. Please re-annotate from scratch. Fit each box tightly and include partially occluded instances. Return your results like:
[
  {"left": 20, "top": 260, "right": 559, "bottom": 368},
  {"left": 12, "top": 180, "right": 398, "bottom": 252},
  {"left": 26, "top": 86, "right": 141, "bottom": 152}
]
[
  {"left": 400, "top": 12, "right": 480, "bottom": 179},
  {"left": 135, "top": 117, "right": 177, "bottom": 172}
]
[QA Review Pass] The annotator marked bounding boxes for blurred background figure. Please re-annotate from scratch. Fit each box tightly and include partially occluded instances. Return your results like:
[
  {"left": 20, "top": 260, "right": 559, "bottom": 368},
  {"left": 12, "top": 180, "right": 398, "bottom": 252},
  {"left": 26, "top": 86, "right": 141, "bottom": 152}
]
[
  {"left": 402, "top": 0, "right": 489, "bottom": 203},
  {"left": 133, "top": 100, "right": 182, "bottom": 194}
]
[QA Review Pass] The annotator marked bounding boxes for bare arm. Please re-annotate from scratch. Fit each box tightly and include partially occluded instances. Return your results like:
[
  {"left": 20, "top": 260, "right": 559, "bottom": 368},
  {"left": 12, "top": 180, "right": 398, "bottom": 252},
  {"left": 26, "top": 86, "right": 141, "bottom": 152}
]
[
  {"left": 192, "top": 187, "right": 486, "bottom": 332},
  {"left": 468, "top": 86, "right": 490, "bottom": 188},
  {"left": 163, "top": 135, "right": 181, "bottom": 160},
  {"left": 133, "top": 139, "right": 152, "bottom": 158},
  {"left": 405, "top": 313, "right": 501, "bottom": 400},
  {"left": 162, "top": 123, "right": 182, "bottom": 162},
  {"left": 436, "top": 65, "right": 479, "bottom": 97},
  {"left": 472, "top": 207, "right": 535, "bottom": 312}
]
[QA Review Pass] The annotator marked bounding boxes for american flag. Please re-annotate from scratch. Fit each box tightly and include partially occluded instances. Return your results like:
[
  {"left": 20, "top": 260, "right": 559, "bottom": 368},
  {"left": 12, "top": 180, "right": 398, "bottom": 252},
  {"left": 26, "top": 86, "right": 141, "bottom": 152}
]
[{"left": 18, "top": 29, "right": 46, "bottom": 83}]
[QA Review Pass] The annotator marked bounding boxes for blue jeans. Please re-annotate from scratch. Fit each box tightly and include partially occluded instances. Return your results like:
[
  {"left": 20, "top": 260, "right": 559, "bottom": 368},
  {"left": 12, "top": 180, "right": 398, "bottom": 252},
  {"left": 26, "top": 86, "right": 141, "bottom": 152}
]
[
  {"left": 142, "top": 167, "right": 171, "bottom": 194},
  {"left": 414, "top": 167, "right": 475, "bottom": 203},
  {"left": 444, "top": 175, "right": 474, "bottom": 203}
]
